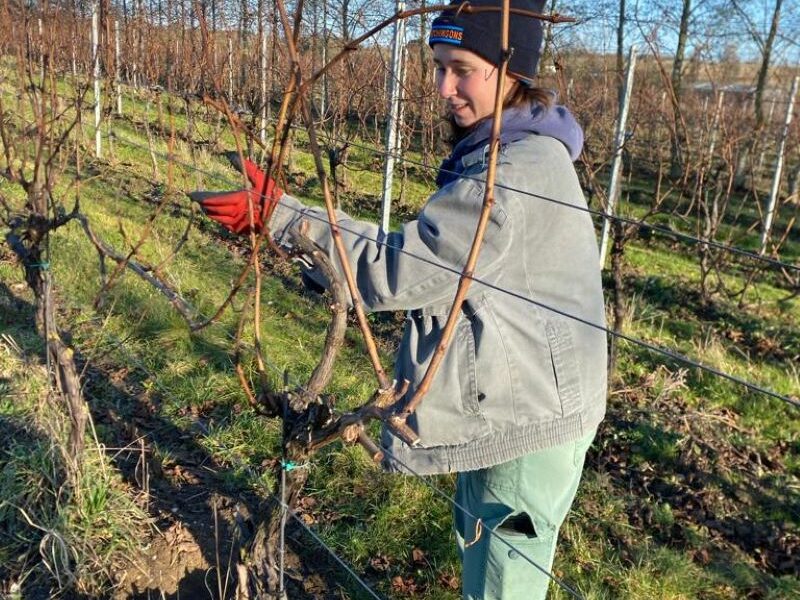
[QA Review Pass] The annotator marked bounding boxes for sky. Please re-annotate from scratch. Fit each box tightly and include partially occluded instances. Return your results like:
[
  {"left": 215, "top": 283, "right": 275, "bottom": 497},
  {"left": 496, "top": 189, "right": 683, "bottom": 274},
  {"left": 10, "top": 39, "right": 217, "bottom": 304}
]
[{"left": 333, "top": 0, "right": 800, "bottom": 66}]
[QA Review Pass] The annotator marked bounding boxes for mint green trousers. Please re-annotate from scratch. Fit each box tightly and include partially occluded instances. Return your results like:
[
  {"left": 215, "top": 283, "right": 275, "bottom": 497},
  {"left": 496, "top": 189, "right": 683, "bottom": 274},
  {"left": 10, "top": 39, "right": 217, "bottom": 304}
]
[{"left": 454, "top": 430, "right": 596, "bottom": 600}]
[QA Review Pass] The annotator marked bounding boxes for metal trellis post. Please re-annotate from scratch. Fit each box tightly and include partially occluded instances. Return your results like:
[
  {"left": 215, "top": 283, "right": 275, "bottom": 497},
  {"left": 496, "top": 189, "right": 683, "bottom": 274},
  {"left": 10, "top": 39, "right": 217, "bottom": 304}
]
[
  {"left": 38, "top": 17, "right": 44, "bottom": 83},
  {"left": 115, "top": 20, "right": 122, "bottom": 116},
  {"left": 228, "top": 37, "right": 234, "bottom": 103},
  {"left": 92, "top": 2, "right": 102, "bottom": 158},
  {"left": 260, "top": 4, "right": 268, "bottom": 145},
  {"left": 379, "top": 0, "right": 407, "bottom": 238},
  {"left": 321, "top": 0, "right": 329, "bottom": 118},
  {"left": 756, "top": 96, "right": 780, "bottom": 176},
  {"left": 707, "top": 90, "right": 725, "bottom": 164},
  {"left": 598, "top": 44, "right": 637, "bottom": 267},
  {"left": 760, "top": 75, "right": 799, "bottom": 256}
]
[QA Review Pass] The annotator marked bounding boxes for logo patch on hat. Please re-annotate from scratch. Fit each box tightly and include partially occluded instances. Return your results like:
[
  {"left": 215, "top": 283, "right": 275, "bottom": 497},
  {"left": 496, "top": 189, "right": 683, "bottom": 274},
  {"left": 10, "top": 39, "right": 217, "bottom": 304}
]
[{"left": 429, "top": 24, "right": 463, "bottom": 46}]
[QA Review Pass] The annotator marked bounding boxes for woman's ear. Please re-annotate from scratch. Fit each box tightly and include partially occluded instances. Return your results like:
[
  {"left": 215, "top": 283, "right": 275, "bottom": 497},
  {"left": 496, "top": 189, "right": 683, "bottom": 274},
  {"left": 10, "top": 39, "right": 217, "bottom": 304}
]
[{"left": 504, "top": 77, "right": 519, "bottom": 102}]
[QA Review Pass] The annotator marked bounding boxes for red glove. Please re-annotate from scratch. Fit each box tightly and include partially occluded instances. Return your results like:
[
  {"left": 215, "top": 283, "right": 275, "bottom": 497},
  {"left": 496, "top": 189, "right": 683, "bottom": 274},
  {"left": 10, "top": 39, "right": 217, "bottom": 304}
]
[{"left": 189, "top": 152, "right": 284, "bottom": 234}]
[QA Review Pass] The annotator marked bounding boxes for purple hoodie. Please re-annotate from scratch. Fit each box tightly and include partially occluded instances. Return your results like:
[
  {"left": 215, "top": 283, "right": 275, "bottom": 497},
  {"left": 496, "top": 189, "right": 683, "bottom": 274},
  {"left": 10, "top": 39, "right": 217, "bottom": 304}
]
[{"left": 435, "top": 102, "right": 584, "bottom": 188}]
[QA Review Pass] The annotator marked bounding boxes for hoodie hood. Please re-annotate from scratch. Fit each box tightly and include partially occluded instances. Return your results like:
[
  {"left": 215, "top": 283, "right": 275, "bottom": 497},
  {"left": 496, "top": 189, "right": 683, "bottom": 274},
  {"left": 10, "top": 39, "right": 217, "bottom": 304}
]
[{"left": 436, "top": 102, "right": 584, "bottom": 188}]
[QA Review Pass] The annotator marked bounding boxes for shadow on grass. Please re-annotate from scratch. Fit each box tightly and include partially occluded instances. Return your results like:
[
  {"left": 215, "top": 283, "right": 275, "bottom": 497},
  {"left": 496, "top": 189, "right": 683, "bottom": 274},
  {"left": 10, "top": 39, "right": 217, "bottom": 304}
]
[
  {"left": 625, "top": 272, "right": 799, "bottom": 366},
  {"left": 82, "top": 287, "right": 340, "bottom": 599},
  {"left": 590, "top": 392, "right": 800, "bottom": 594},
  {"left": 0, "top": 279, "right": 356, "bottom": 599},
  {"left": 0, "top": 415, "right": 92, "bottom": 600}
]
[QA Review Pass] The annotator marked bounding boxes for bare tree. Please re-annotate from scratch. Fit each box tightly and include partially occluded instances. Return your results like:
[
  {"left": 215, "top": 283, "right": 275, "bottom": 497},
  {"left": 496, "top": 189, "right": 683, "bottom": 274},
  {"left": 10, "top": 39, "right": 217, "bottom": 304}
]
[{"left": 669, "top": 0, "right": 692, "bottom": 178}]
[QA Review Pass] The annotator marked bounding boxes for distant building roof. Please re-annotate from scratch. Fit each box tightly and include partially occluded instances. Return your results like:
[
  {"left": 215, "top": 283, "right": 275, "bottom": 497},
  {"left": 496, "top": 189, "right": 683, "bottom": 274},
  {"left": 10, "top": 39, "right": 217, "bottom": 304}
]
[{"left": 691, "top": 82, "right": 785, "bottom": 100}]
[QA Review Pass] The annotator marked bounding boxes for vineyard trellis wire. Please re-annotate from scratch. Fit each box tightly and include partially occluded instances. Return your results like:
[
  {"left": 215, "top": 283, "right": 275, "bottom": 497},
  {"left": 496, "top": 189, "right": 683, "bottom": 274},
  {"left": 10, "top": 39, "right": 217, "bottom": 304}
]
[
  {"left": 3, "top": 1, "right": 796, "bottom": 596},
  {"left": 39, "top": 109, "right": 797, "bottom": 596},
  {"left": 80, "top": 276, "right": 789, "bottom": 600},
  {"left": 95, "top": 127, "right": 800, "bottom": 410},
  {"left": 279, "top": 503, "right": 387, "bottom": 599},
  {"left": 86, "top": 94, "right": 800, "bottom": 277},
  {"left": 272, "top": 120, "right": 800, "bottom": 276},
  {"left": 86, "top": 305, "right": 583, "bottom": 600}
]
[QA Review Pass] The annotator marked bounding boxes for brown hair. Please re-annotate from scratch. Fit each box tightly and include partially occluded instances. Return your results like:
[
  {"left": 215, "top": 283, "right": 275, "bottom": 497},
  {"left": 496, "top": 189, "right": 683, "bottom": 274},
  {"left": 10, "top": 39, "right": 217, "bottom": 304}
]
[{"left": 447, "top": 81, "right": 554, "bottom": 146}]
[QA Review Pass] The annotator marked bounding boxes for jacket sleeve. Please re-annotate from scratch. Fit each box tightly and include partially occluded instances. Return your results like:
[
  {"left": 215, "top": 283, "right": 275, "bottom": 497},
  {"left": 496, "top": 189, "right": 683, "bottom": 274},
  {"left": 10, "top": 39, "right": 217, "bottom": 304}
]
[{"left": 267, "top": 175, "right": 513, "bottom": 312}]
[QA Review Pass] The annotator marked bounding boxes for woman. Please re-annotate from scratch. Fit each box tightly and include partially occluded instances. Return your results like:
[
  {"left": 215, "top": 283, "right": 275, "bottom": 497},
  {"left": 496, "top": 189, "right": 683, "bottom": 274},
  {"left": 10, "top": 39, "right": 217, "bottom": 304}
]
[{"left": 191, "top": 1, "right": 606, "bottom": 597}]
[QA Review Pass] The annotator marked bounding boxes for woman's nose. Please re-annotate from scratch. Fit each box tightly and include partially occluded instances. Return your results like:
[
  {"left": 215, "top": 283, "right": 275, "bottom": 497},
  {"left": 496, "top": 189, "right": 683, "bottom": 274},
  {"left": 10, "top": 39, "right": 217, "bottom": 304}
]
[{"left": 437, "top": 71, "right": 455, "bottom": 99}]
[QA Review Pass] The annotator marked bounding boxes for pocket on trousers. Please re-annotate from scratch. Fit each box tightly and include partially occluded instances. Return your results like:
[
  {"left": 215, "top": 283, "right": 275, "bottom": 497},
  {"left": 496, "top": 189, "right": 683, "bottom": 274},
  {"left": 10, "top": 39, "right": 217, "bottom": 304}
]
[{"left": 474, "top": 521, "right": 555, "bottom": 600}]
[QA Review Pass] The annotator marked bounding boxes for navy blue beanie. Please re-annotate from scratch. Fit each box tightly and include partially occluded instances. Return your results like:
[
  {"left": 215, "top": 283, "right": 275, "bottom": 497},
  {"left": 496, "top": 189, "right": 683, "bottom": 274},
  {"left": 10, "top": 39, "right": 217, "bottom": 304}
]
[{"left": 428, "top": 0, "right": 546, "bottom": 84}]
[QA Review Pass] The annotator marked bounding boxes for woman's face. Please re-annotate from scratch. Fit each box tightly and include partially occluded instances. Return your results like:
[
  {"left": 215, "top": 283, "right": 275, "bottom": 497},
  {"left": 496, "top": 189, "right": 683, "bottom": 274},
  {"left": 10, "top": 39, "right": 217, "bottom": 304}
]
[{"left": 433, "top": 45, "right": 514, "bottom": 128}]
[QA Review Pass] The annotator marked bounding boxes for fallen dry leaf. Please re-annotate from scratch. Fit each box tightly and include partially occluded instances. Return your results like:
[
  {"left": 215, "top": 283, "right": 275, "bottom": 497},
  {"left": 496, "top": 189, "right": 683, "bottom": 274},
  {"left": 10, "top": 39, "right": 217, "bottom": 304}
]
[
  {"left": 411, "top": 547, "right": 426, "bottom": 565},
  {"left": 369, "top": 554, "right": 391, "bottom": 572},
  {"left": 438, "top": 572, "right": 459, "bottom": 590}
]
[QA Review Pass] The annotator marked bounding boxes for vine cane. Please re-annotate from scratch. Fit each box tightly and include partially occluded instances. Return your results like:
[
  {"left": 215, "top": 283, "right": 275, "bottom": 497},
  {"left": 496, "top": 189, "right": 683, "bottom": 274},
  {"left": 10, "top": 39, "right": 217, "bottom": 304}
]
[{"left": 394, "top": 0, "right": 515, "bottom": 427}]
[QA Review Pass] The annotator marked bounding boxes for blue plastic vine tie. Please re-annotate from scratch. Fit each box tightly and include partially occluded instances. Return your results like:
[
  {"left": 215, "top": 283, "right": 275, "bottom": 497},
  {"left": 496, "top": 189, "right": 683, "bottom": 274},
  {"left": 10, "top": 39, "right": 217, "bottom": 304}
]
[{"left": 281, "top": 460, "right": 308, "bottom": 472}]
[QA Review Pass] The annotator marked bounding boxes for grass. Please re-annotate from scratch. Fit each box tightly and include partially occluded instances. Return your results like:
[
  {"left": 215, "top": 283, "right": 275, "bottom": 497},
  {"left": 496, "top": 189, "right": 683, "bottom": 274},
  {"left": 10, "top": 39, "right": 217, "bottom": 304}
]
[
  {"left": 0, "top": 318, "right": 148, "bottom": 597},
  {"left": 1, "top": 65, "right": 799, "bottom": 599}
]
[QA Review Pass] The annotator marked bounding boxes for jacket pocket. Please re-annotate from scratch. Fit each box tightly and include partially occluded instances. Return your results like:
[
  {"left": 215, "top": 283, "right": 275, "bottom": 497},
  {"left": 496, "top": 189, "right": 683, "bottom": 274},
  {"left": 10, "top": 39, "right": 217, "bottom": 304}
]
[
  {"left": 544, "top": 318, "right": 583, "bottom": 417},
  {"left": 399, "top": 311, "right": 488, "bottom": 447}
]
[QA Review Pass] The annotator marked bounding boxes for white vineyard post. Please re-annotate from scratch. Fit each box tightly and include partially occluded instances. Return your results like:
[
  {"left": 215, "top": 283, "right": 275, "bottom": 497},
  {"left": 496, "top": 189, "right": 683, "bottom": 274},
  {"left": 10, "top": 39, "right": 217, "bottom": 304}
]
[
  {"left": 707, "top": 90, "right": 725, "bottom": 165},
  {"left": 379, "top": 0, "right": 407, "bottom": 238},
  {"left": 115, "top": 20, "right": 122, "bottom": 115},
  {"left": 757, "top": 96, "right": 780, "bottom": 177},
  {"left": 321, "top": 0, "right": 328, "bottom": 118},
  {"left": 398, "top": 39, "right": 408, "bottom": 152},
  {"left": 760, "top": 75, "right": 799, "bottom": 256},
  {"left": 38, "top": 17, "right": 44, "bottom": 83},
  {"left": 228, "top": 37, "right": 234, "bottom": 102},
  {"left": 599, "top": 44, "right": 637, "bottom": 267},
  {"left": 132, "top": 5, "right": 138, "bottom": 89},
  {"left": 92, "top": 1, "right": 102, "bottom": 158},
  {"left": 58, "top": 10, "right": 76, "bottom": 78},
  {"left": 260, "top": 4, "right": 268, "bottom": 145}
]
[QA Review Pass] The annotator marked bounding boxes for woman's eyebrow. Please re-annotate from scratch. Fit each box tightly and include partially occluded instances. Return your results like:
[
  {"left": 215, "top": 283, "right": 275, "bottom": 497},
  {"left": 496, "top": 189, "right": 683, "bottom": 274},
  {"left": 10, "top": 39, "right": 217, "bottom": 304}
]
[{"left": 433, "top": 59, "right": 473, "bottom": 68}]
